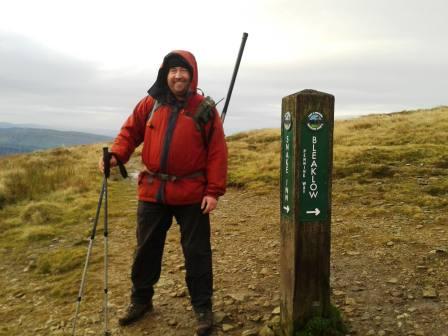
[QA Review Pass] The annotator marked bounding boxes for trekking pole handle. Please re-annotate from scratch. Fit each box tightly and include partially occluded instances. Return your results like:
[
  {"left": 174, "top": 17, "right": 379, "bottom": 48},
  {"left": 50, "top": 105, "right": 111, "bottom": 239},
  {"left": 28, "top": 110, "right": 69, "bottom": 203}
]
[
  {"left": 221, "top": 32, "right": 248, "bottom": 124},
  {"left": 103, "top": 147, "right": 110, "bottom": 179}
]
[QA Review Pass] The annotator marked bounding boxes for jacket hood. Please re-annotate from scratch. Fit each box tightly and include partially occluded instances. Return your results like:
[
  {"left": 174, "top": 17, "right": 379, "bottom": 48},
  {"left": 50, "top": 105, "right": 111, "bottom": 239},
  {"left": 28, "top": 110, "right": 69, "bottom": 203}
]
[{"left": 147, "top": 50, "right": 198, "bottom": 101}]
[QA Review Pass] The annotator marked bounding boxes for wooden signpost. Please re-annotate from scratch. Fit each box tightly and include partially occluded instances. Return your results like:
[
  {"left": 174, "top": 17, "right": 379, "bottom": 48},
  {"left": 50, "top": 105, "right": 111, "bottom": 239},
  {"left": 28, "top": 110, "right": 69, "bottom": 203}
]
[{"left": 280, "top": 89, "right": 335, "bottom": 335}]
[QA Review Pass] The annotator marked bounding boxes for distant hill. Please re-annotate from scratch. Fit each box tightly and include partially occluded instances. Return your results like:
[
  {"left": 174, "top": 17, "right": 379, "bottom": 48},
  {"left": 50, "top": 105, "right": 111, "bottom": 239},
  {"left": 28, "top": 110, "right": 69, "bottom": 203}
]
[
  {"left": 0, "top": 122, "right": 45, "bottom": 129},
  {"left": 0, "top": 127, "right": 112, "bottom": 156}
]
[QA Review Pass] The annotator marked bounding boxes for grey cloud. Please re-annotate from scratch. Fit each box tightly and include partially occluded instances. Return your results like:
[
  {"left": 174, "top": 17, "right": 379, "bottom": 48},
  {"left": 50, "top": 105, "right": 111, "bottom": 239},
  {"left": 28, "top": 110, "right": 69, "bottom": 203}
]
[
  {"left": 266, "top": 0, "right": 448, "bottom": 44},
  {"left": 0, "top": 32, "right": 153, "bottom": 133},
  {"left": 201, "top": 48, "right": 448, "bottom": 133},
  {"left": 1, "top": 29, "right": 447, "bottom": 137},
  {"left": 0, "top": 33, "right": 94, "bottom": 92}
]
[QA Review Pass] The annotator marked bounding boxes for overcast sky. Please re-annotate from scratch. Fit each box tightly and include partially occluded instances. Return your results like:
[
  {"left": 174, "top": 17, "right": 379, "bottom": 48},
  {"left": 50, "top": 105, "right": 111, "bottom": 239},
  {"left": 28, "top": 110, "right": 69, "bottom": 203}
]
[{"left": 1, "top": 0, "right": 447, "bottom": 135}]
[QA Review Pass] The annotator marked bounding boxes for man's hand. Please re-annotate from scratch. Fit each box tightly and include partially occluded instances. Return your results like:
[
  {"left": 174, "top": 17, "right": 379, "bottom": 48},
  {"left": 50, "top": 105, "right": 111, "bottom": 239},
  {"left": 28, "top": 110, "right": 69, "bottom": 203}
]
[
  {"left": 201, "top": 196, "right": 218, "bottom": 214},
  {"left": 98, "top": 155, "right": 118, "bottom": 173}
]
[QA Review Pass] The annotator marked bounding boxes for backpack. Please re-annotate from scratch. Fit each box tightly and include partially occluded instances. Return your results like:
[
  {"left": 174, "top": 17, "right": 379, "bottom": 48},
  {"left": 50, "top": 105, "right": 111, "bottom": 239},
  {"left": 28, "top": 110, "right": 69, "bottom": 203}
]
[{"left": 146, "top": 96, "right": 216, "bottom": 149}]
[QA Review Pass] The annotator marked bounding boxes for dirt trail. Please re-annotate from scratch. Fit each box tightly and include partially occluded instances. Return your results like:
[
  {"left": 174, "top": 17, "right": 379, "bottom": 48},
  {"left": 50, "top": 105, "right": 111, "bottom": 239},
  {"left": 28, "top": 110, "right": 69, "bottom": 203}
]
[
  {"left": 102, "top": 187, "right": 448, "bottom": 336},
  {"left": 2, "top": 185, "right": 447, "bottom": 335},
  {"left": 104, "top": 189, "right": 280, "bottom": 336}
]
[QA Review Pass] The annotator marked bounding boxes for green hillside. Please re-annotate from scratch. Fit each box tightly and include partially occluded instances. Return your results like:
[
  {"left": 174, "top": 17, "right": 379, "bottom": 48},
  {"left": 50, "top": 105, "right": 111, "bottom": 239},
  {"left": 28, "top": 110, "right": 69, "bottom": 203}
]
[
  {"left": 0, "top": 127, "right": 111, "bottom": 156},
  {"left": 0, "top": 106, "right": 447, "bottom": 335}
]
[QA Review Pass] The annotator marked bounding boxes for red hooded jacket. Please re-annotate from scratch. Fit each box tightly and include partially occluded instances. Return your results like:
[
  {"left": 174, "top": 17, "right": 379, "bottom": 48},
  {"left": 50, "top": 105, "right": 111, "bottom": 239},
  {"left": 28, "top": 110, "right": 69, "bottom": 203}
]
[{"left": 111, "top": 51, "right": 227, "bottom": 205}]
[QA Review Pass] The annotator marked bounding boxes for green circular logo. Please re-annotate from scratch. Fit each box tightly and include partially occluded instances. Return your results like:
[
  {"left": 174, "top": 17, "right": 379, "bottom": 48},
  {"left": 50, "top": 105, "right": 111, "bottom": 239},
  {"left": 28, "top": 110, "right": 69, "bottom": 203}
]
[{"left": 306, "top": 112, "right": 324, "bottom": 131}]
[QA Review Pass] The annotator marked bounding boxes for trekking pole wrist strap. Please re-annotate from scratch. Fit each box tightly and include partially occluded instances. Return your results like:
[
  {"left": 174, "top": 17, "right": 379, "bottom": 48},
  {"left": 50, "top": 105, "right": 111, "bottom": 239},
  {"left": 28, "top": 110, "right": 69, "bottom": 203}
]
[
  {"left": 103, "top": 147, "right": 111, "bottom": 178},
  {"left": 109, "top": 152, "right": 128, "bottom": 179}
]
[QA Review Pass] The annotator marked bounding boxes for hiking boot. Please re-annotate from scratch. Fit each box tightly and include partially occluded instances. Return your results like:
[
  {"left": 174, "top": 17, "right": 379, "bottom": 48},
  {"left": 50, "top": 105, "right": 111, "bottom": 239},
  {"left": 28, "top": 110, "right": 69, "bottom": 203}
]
[
  {"left": 195, "top": 309, "right": 213, "bottom": 336},
  {"left": 118, "top": 302, "right": 153, "bottom": 326}
]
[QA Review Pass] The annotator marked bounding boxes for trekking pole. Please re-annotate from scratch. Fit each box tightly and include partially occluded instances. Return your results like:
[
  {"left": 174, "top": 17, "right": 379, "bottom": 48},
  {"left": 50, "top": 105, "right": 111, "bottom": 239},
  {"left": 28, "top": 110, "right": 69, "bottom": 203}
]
[
  {"left": 102, "top": 147, "right": 111, "bottom": 336},
  {"left": 221, "top": 32, "right": 248, "bottom": 124},
  {"left": 72, "top": 147, "right": 127, "bottom": 336},
  {"left": 72, "top": 168, "right": 106, "bottom": 335}
]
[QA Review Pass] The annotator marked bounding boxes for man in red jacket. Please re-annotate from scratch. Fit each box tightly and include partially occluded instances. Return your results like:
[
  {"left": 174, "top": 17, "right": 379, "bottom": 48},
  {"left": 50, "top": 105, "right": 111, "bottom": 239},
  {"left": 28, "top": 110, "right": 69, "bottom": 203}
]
[{"left": 101, "top": 50, "right": 227, "bottom": 335}]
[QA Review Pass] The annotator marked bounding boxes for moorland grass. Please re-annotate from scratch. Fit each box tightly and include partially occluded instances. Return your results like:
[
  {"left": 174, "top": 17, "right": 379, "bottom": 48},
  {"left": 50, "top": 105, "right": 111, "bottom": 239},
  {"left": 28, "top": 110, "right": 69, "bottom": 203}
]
[
  {"left": 2, "top": 106, "right": 446, "bottom": 208},
  {"left": 0, "top": 106, "right": 447, "bottom": 334}
]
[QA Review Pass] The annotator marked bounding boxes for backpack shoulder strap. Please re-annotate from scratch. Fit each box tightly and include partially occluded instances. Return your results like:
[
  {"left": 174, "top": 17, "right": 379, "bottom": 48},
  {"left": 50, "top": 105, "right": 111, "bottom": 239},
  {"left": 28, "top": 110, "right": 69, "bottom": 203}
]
[
  {"left": 146, "top": 99, "right": 161, "bottom": 124},
  {"left": 202, "top": 108, "right": 216, "bottom": 150},
  {"left": 193, "top": 96, "right": 216, "bottom": 150}
]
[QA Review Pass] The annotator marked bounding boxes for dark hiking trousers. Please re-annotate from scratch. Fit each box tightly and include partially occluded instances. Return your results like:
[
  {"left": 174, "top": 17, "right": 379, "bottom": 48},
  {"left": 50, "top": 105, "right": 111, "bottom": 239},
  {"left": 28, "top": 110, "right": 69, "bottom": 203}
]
[{"left": 130, "top": 201, "right": 213, "bottom": 312}]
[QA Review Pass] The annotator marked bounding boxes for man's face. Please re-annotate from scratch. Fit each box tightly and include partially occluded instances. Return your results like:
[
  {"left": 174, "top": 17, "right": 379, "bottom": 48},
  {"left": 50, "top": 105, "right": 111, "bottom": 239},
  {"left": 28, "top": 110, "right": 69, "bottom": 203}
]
[{"left": 167, "top": 67, "right": 191, "bottom": 99}]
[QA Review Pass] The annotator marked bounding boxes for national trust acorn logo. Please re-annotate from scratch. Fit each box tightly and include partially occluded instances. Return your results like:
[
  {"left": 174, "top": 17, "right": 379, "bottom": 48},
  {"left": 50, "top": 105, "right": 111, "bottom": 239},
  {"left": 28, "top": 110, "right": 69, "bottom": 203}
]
[
  {"left": 306, "top": 112, "right": 324, "bottom": 131},
  {"left": 283, "top": 111, "right": 292, "bottom": 131}
]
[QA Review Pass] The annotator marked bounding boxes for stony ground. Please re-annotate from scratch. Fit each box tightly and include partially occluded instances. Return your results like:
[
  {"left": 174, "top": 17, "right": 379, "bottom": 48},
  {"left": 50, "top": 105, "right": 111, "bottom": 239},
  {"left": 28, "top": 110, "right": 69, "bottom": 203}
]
[
  {"left": 100, "top": 188, "right": 282, "bottom": 336},
  {"left": 91, "top": 184, "right": 448, "bottom": 336},
  {"left": 1, "top": 183, "right": 447, "bottom": 336}
]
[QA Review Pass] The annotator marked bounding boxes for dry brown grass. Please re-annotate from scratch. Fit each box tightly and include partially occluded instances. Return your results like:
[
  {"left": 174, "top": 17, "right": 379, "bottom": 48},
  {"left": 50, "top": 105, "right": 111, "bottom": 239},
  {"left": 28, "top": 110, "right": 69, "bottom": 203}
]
[{"left": 0, "top": 106, "right": 447, "bottom": 334}]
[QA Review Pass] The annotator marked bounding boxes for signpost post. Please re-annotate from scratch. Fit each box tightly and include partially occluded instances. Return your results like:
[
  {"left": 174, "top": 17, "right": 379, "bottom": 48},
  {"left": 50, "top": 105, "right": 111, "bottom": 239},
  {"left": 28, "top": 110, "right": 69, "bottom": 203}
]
[{"left": 280, "top": 89, "right": 335, "bottom": 335}]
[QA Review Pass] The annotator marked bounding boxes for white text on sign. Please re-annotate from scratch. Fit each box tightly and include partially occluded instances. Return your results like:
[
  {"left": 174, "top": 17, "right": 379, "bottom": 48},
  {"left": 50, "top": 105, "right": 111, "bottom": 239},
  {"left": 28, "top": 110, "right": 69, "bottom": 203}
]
[
  {"left": 302, "top": 136, "right": 319, "bottom": 199},
  {"left": 283, "top": 134, "right": 290, "bottom": 213},
  {"left": 310, "top": 136, "right": 318, "bottom": 198}
]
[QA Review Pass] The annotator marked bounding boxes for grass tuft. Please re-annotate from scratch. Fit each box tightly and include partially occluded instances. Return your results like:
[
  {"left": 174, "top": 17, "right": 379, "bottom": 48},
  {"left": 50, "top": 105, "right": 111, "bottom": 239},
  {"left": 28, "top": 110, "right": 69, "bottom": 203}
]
[
  {"left": 0, "top": 148, "right": 96, "bottom": 207},
  {"left": 296, "top": 305, "right": 348, "bottom": 336},
  {"left": 20, "top": 201, "right": 63, "bottom": 225},
  {"left": 36, "top": 247, "right": 85, "bottom": 275},
  {"left": 20, "top": 225, "right": 59, "bottom": 241}
]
